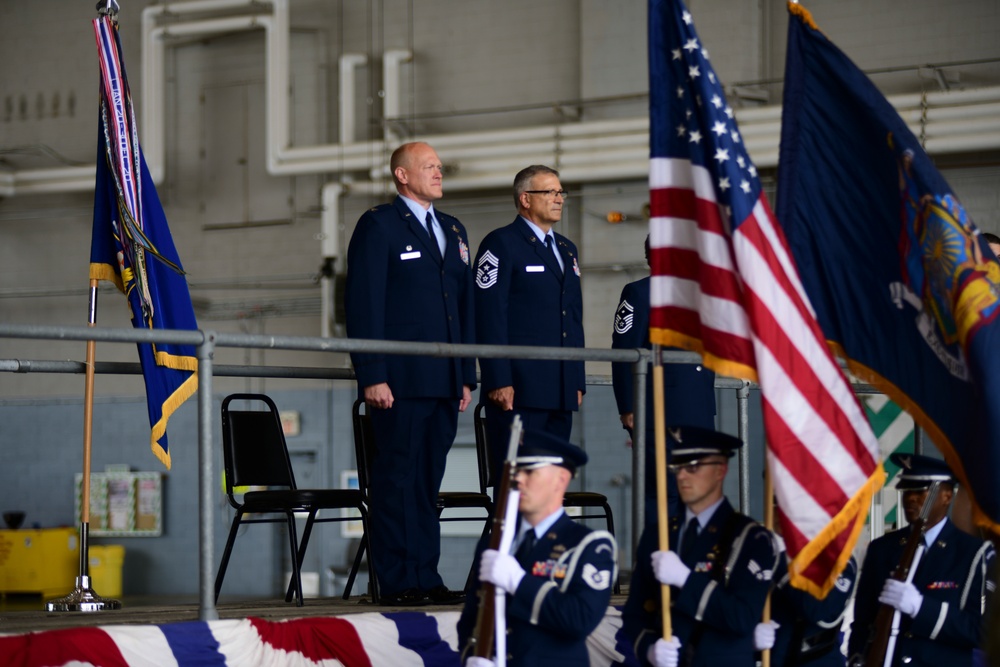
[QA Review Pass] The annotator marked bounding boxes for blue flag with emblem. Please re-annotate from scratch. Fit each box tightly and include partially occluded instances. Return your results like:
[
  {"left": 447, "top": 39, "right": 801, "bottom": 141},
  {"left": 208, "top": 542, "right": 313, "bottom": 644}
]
[
  {"left": 90, "top": 13, "right": 198, "bottom": 469},
  {"left": 777, "top": 3, "right": 1000, "bottom": 533}
]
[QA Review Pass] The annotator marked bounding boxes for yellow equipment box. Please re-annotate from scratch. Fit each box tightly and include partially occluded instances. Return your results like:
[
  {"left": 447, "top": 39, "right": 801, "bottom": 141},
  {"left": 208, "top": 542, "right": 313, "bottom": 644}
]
[
  {"left": 89, "top": 544, "right": 125, "bottom": 598},
  {"left": 0, "top": 527, "right": 78, "bottom": 597}
]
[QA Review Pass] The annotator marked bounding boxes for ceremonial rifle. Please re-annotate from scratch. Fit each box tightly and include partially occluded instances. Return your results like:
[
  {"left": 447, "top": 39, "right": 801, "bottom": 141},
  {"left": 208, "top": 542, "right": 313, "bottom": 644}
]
[
  {"left": 861, "top": 481, "right": 940, "bottom": 667},
  {"left": 470, "top": 415, "right": 523, "bottom": 665}
]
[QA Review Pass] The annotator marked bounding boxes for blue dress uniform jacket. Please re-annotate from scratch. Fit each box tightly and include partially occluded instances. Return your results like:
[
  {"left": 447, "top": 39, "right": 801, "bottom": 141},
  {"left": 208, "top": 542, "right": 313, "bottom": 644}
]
[
  {"left": 345, "top": 197, "right": 477, "bottom": 396},
  {"left": 611, "top": 276, "right": 716, "bottom": 429},
  {"left": 458, "top": 513, "right": 618, "bottom": 667},
  {"left": 767, "top": 553, "right": 857, "bottom": 667},
  {"left": 474, "top": 218, "right": 585, "bottom": 411},
  {"left": 623, "top": 498, "right": 778, "bottom": 667},
  {"left": 344, "top": 196, "right": 476, "bottom": 595},
  {"left": 847, "top": 519, "right": 995, "bottom": 667},
  {"left": 611, "top": 276, "right": 716, "bottom": 518}
]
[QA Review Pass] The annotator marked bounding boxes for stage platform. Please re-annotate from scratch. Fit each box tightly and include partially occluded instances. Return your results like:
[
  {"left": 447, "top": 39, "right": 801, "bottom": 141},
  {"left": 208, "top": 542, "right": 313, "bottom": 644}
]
[{"left": 0, "top": 593, "right": 638, "bottom": 666}]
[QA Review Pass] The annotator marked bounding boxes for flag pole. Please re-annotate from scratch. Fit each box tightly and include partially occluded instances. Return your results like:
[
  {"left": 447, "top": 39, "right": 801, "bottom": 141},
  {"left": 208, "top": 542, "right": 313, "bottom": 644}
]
[
  {"left": 761, "top": 454, "right": 774, "bottom": 667},
  {"left": 46, "top": 280, "right": 121, "bottom": 612},
  {"left": 652, "top": 343, "right": 672, "bottom": 638}
]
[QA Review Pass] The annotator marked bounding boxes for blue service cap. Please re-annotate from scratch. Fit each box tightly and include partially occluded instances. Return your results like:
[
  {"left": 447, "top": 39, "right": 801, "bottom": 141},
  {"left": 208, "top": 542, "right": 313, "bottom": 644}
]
[
  {"left": 666, "top": 425, "right": 743, "bottom": 463},
  {"left": 515, "top": 428, "right": 588, "bottom": 474},
  {"left": 889, "top": 453, "right": 955, "bottom": 490}
]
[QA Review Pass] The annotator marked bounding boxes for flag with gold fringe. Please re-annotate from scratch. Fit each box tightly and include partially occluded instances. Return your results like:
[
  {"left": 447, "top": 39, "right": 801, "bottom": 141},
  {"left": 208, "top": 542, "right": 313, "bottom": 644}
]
[
  {"left": 647, "top": 0, "right": 884, "bottom": 597},
  {"left": 91, "top": 12, "right": 197, "bottom": 469},
  {"left": 778, "top": 2, "right": 1000, "bottom": 536}
]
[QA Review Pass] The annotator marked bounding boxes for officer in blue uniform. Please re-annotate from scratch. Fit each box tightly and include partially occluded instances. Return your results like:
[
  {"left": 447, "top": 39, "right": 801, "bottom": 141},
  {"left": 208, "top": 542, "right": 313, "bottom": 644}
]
[
  {"left": 622, "top": 426, "right": 778, "bottom": 667},
  {"left": 458, "top": 429, "right": 618, "bottom": 667},
  {"left": 612, "top": 235, "right": 716, "bottom": 524},
  {"left": 847, "top": 453, "right": 995, "bottom": 667},
  {"left": 345, "top": 141, "right": 477, "bottom": 606},
  {"left": 754, "top": 548, "right": 858, "bottom": 666},
  {"left": 474, "top": 165, "right": 586, "bottom": 477}
]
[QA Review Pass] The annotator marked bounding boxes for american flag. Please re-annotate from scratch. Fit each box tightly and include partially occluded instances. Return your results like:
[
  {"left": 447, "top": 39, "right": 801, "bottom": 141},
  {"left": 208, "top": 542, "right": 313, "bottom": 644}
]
[{"left": 647, "top": 0, "right": 884, "bottom": 597}]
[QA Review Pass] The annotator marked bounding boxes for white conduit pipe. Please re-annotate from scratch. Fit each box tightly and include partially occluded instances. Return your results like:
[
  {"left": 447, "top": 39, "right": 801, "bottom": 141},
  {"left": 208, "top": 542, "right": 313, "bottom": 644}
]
[{"left": 5, "top": 0, "right": 1000, "bottom": 197}]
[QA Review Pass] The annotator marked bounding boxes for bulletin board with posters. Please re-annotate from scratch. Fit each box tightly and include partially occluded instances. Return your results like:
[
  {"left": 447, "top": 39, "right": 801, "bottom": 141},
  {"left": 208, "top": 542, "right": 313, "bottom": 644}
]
[{"left": 74, "top": 471, "right": 163, "bottom": 537}]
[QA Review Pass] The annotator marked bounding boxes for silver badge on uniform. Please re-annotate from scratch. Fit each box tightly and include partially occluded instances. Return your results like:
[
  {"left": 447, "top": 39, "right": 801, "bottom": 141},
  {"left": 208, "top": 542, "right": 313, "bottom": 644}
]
[
  {"left": 476, "top": 250, "right": 499, "bottom": 289},
  {"left": 582, "top": 563, "right": 611, "bottom": 591},
  {"left": 614, "top": 299, "right": 634, "bottom": 334}
]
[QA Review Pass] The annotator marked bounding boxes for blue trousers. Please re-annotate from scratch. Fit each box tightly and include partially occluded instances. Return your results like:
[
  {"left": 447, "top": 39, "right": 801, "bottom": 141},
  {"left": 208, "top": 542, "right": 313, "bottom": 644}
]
[{"left": 368, "top": 397, "right": 457, "bottom": 596}]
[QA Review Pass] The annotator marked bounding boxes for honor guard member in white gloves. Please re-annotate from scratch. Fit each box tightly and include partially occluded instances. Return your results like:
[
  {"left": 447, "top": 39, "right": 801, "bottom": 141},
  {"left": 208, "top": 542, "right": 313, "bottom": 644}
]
[
  {"left": 457, "top": 429, "right": 618, "bottom": 667},
  {"left": 474, "top": 165, "right": 586, "bottom": 478},
  {"left": 753, "top": 524, "right": 858, "bottom": 666},
  {"left": 847, "top": 453, "right": 995, "bottom": 667},
  {"left": 622, "top": 426, "right": 778, "bottom": 667}
]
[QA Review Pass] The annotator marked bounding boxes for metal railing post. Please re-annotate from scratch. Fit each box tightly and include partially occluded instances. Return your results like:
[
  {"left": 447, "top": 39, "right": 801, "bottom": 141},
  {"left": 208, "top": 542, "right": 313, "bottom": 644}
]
[
  {"left": 198, "top": 331, "right": 219, "bottom": 621},
  {"left": 737, "top": 380, "right": 751, "bottom": 514},
  {"left": 631, "top": 349, "right": 650, "bottom": 559}
]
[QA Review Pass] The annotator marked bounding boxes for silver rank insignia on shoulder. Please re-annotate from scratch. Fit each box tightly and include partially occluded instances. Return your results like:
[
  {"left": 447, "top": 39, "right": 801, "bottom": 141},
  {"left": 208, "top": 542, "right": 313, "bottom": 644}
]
[
  {"left": 582, "top": 563, "right": 611, "bottom": 590},
  {"left": 747, "top": 559, "right": 773, "bottom": 581},
  {"left": 614, "top": 299, "right": 634, "bottom": 334},
  {"left": 476, "top": 250, "right": 499, "bottom": 289}
]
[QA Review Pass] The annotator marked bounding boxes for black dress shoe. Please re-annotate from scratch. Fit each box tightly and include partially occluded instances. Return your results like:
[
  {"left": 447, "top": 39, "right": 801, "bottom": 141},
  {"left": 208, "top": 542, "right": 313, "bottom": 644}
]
[
  {"left": 425, "top": 585, "right": 466, "bottom": 605},
  {"left": 379, "top": 588, "right": 429, "bottom": 607}
]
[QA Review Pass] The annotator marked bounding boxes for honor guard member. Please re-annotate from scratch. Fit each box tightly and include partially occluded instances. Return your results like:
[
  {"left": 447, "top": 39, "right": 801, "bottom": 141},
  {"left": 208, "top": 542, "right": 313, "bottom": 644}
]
[
  {"left": 474, "top": 165, "right": 586, "bottom": 477},
  {"left": 457, "top": 429, "right": 618, "bottom": 667},
  {"left": 622, "top": 426, "right": 778, "bottom": 667},
  {"left": 612, "top": 235, "right": 716, "bottom": 524},
  {"left": 753, "top": 533, "right": 858, "bottom": 665},
  {"left": 345, "top": 141, "right": 477, "bottom": 606},
  {"left": 847, "top": 454, "right": 995, "bottom": 667}
]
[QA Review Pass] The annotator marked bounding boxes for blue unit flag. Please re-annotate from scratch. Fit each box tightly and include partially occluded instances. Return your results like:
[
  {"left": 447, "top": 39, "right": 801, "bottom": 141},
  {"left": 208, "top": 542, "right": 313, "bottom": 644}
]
[
  {"left": 777, "top": 3, "right": 1000, "bottom": 533},
  {"left": 90, "top": 14, "right": 198, "bottom": 469}
]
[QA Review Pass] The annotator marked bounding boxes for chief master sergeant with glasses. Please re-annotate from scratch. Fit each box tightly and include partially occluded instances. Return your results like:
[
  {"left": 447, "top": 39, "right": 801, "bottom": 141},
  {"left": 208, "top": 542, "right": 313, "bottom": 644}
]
[
  {"left": 474, "top": 165, "right": 586, "bottom": 479},
  {"left": 622, "top": 426, "right": 778, "bottom": 667}
]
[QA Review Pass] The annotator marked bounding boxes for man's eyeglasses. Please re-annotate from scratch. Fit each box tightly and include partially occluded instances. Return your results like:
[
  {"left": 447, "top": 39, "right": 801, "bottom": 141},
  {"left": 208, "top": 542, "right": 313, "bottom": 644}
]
[
  {"left": 667, "top": 460, "right": 724, "bottom": 475},
  {"left": 524, "top": 189, "right": 569, "bottom": 198}
]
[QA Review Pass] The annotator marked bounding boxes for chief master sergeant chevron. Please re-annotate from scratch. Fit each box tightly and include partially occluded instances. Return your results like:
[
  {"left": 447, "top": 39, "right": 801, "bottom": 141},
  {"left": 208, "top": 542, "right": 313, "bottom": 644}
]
[
  {"left": 457, "top": 428, "right": 618, "bottom": 667},
  {"left": 344, "top": 141, "right": 477, "bottom": 607}
]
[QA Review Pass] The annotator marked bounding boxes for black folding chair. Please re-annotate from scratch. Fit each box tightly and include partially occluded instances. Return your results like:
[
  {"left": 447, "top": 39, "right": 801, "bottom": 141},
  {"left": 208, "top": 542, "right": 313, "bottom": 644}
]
[
  {"left": 216, "top": 393, "right": 376, "bottom": 606},
  {"left": 351, "top": 399, "right": 493, "bottom": 596},
  {"left": 473, "top": 402, "right": 620, "bottom": 594}
]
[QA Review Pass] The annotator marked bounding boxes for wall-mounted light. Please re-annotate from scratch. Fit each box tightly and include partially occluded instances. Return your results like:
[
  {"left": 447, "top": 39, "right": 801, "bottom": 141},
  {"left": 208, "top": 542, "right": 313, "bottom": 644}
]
[{"left": 605, "top": 202, "right": 650, "bottom": 224}]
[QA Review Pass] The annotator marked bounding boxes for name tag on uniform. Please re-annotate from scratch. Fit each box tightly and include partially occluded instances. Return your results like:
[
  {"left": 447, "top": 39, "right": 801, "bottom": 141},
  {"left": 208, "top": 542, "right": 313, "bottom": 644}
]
[
  {"left": 400, "top": 251, "right": 421, "bottom": 260},
  {"left": 525, "top": 265, "right": 545, "bottom": 272}
]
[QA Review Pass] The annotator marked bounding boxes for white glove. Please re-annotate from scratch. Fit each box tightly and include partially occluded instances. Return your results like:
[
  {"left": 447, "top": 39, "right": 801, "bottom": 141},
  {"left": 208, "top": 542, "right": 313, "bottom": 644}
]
[
  {"left": 753, "top": 620, "right": 780, "bottom": 650},
  {"left": 651, "top": 550, "right": 691, "bottom": 588},
  {"left": 480, "top": 549, "right": 526, "bottom": 594},
  {"left": 647, "top": 636, "right": 682, "bottom": 667},
  {"left": 878, "top": 579, "right": 923, "bottom": 617},
  {"left": 465, "top": 657, "right": 496, "bottom": 667}
]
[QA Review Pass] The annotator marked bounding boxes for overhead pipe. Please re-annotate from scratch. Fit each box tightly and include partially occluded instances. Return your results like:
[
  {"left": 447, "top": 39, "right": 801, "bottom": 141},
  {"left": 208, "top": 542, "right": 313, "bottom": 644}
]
[{"left": 3, "top": 0, "right": 1000, "bottom": 198}]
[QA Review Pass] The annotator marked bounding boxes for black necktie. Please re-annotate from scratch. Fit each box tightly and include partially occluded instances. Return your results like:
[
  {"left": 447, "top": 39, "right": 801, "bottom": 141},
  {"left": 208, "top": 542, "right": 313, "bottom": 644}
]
[
  {"left": 679, "top": 519, "right": 699, "bottom": 564},
  {"left": 515, "top": 529, "right": 536, "bottom": 566},
  {"left": 425, "top": 212, "right": 442, "bottom": 260},
  {"left": 545, "top": 235, "right": 563, "bottom": 275}
]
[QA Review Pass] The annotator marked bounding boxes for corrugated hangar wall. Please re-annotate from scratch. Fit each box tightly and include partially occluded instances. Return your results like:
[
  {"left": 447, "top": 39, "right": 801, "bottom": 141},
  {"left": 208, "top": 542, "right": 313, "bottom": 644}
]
[{"left": 0, "top": 0, "right": 997, "bottom": 596}]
